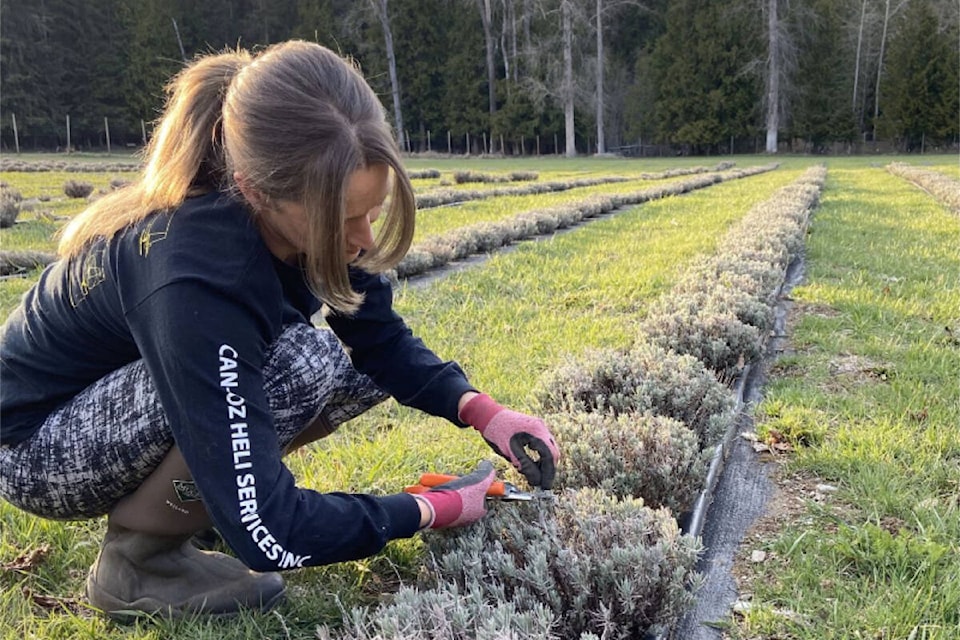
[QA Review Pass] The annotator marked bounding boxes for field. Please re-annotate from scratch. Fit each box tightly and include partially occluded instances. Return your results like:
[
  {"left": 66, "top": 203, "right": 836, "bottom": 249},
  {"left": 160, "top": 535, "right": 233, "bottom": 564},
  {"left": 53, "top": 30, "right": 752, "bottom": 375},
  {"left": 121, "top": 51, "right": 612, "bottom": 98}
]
[{"left": 1, "top": 154, "right": 958, "bottom": 639}]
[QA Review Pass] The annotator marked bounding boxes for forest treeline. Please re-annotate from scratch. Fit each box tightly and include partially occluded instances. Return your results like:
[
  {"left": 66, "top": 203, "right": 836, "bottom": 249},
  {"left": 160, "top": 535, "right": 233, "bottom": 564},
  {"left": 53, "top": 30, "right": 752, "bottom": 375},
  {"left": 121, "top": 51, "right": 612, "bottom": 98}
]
[{"left": 1, "top": 0, "right": 957, "bottom": 155}]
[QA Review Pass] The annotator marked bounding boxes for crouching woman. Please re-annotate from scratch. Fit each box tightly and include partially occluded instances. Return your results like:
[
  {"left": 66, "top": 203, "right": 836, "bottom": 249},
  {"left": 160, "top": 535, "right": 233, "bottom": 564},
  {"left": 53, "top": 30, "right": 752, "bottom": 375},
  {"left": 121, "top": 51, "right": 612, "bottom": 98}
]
[{"left": 0, "top": 40, "right": 559, "bottom": 618}]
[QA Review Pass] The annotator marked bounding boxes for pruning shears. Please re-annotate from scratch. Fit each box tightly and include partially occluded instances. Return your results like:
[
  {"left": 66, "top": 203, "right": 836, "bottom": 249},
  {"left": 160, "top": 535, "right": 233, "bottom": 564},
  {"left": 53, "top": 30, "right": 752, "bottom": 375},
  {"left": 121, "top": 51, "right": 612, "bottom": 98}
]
[{"left": 403, "top": 473, "right": 535, "bottom": 501}]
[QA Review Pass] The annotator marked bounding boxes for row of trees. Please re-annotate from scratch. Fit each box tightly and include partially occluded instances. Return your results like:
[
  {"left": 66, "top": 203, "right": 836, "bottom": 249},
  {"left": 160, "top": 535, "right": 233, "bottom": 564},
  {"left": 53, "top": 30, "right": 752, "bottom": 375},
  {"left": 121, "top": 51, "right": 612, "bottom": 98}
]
[{"left": 1, "top": 0, "right": 957, "bottom": 155}]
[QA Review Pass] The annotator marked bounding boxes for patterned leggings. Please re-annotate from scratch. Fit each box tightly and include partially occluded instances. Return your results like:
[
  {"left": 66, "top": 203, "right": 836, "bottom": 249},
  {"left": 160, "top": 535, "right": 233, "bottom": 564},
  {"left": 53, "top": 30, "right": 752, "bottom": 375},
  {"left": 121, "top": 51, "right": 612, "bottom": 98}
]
[{"left": 0, "top": 324, "right": 387, "bottom": 520}]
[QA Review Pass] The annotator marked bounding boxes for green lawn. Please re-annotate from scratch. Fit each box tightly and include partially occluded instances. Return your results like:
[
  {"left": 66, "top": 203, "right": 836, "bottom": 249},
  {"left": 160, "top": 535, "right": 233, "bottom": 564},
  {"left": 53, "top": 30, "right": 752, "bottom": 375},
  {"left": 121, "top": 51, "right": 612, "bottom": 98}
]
[
  {"left": 734, "top": 164, "right": 960, "bottom": 639},
  {"left": 1, "top": 154, "right": 957, "bottom": 639}
]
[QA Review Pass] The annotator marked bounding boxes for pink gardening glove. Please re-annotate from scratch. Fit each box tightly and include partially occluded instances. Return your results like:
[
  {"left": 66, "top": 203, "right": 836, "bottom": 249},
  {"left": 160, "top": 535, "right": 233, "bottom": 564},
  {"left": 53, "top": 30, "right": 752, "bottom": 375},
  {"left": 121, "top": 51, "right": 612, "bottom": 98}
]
[
  {"left": 415, "top": 460, "right": 496, "bottom": 529},
  {"left": 460, "top": 394, "right": 560, "bottom": 490}
]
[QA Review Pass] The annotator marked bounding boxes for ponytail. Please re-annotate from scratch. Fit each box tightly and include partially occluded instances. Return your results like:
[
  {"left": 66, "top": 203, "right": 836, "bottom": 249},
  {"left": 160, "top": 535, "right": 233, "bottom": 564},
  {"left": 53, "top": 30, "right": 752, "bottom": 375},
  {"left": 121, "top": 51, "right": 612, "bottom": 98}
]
[
  {"left": 58, "top": 49, "right": 251, "bottom": 258},
  {"left": 59, "top": 41, "right": 417, "bottom": 318}
]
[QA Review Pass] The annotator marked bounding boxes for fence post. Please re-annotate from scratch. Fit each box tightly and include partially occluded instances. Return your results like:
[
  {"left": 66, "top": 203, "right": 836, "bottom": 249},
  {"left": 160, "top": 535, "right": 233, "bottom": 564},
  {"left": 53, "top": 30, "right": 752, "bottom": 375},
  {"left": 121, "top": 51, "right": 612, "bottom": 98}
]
[
  {"left": 465, "top": 132, "right": 470, "bottom": 155},
  {"left": 521, "top": 135, "right": 525, "bottom": 156},
  {"left": 427, "top": 129, "right": 431, "bottom": 152},
  {"left": 554, "top": 133, "right": 558, "bottom": 155},
  {"left": 500, "top": 134, "right": 505, "bottom": 155},
  {"left": 536, "top": 135, "right": 540, "bottom": 156},
  {"left": 66, "top": 115, "right": 71, "bottom": 153},
  {"left": 141, "top": 119, "right": 147, "bottom": 145},
  {"left": 105, "top": 117, "right": 111, "bottom": 154},
  {"left": 482, "top": 132, "right": 487, "bottom": 155},
  {"left": 11, "top": 114, "right": 20, "bottom": 154},
  {"left": 447, "top": 130, "right": 452, "bottom": 154}
]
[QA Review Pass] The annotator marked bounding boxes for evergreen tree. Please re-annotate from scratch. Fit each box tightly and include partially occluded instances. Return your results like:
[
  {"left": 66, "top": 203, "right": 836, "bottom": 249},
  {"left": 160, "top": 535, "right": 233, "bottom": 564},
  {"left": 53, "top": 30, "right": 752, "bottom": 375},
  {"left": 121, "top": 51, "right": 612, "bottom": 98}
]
[
  {"left": 0, "top": 0, "right": 64, "bottom": 147},
  {"left": 653, "top": 0, "right": 762, "bottom": 152},
  {"left": 882, "top": 0, "right": 959, "bottom": 149},
  {"left": 791, "top": 0, "right": 858, "bottom": 151}
]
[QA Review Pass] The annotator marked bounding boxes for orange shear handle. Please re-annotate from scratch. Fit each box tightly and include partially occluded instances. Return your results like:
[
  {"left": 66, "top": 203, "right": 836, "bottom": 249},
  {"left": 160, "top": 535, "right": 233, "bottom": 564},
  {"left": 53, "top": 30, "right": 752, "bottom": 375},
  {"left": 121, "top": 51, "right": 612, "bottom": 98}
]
[{"left": 403, "top": 473, "right": 506, "bottom": 497}]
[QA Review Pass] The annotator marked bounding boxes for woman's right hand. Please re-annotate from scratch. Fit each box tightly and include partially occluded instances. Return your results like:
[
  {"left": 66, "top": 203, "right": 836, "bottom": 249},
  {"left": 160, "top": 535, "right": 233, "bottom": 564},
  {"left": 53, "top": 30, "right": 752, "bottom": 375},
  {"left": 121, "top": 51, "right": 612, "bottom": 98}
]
[{"left": 412, "top": 461, "right": 496, "bottom": 529}]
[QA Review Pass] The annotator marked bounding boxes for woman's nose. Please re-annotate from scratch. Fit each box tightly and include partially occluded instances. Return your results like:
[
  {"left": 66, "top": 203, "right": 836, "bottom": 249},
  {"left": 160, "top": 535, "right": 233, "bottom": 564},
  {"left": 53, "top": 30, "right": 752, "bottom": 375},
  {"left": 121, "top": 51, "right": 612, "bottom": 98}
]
[{"left": 347, "top": 217, "right": 375, "bottom": 251}]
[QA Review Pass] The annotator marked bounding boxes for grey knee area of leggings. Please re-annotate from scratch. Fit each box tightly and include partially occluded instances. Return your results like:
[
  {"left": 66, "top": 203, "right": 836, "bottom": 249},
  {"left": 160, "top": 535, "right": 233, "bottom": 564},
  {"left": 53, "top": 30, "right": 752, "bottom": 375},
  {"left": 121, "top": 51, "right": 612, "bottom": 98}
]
[{"left": 0, "top": 323, "right": 388, "bottom": 520}]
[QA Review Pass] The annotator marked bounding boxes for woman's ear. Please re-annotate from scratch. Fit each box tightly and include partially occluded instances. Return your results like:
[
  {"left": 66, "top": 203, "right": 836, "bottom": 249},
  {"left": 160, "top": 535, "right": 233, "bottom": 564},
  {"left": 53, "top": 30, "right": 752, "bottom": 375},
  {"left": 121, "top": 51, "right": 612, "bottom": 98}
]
[{"left": 234, "top": 172, "right": 265, "bottom": 211}]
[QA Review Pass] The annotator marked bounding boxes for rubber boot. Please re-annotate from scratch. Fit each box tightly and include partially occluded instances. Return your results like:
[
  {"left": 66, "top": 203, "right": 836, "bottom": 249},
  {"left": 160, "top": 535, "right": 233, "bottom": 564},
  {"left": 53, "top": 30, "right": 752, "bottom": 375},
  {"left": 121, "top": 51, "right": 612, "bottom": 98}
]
[{"left": 85, "top": 523, "right": 285, "bottom": 619}]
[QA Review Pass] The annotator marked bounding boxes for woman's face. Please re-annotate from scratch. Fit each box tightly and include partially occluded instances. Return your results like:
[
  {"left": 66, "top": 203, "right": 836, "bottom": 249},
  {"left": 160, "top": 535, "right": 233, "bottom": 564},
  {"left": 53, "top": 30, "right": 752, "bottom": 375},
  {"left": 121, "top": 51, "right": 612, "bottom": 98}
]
[{"left": 257, "top": 164, "right": 390, "bottom": 264}]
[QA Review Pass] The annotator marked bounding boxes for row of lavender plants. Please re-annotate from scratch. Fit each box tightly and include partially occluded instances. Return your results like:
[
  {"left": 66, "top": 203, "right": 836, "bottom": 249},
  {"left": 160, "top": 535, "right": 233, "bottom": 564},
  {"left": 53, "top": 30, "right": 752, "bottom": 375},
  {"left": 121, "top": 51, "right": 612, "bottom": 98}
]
[
  {"left": 317, "top": 166, "right": 826, "bottom": 639},
  {"left": 397, "top": 164, "right": 778, "bottom": 279},
  {"left": 886, "top": 162, "right": 960, "bottom": 215},
  {"left": 0, "top": 159, "right": 141, "bottom": 173},
  {"left": 414, "top": 161, "right": 738, "bottom": 210}
]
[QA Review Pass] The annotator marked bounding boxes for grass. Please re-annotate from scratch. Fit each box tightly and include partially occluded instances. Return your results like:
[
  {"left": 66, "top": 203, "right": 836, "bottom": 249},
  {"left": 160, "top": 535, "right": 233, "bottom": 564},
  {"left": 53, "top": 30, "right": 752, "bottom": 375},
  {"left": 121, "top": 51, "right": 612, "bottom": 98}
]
[
  {"left": 734, "top": 164, "right": 960, "bottom": 638},
  {"left": 1, "top": 154, "right": 957, "bottom": 638}
]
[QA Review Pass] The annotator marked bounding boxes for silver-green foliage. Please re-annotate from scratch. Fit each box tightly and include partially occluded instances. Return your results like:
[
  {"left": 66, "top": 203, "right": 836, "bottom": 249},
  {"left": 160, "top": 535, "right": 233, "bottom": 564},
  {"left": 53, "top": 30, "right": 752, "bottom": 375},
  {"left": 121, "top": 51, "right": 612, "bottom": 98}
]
[
  {"left": 887, "top": 162, "right": 960, "bottom": 214},
  {"left": 638, "top": 166, "right": 825, "bottom": 377},
  {"left": 535, "top": 342, "right": 733, "bottom": 447},
  {"left": 0, "top": 159, "right": 140, "bottom": 172},
  {"left": 638, "top": 307, "right": 762, "bottom": 380},
  {"left": 453, "top": 170, "right": 539, "bottom": 184},
  {"left": 0, "top": 185, "right": 22, "bottom": 228},
  {"left": 548, "top": 410, "right": 708, "bottom": 514},
  {"left": 414, "top": 175, "right": 630, "bottom": 210},
  {"left": 407, "top": 168, "right": 441, "bottom": 179},
  {"left": 63, "top": 179, "right": 94, "bottom": 198},
  {"left": 424, "top": 489, "right": 702, "bottom": 640},
  {"left": 317, "top": 582, "right": 556, "bottom": 640},
  {"left": 397, "top": 165, "right": 780, "bottom": 279}
]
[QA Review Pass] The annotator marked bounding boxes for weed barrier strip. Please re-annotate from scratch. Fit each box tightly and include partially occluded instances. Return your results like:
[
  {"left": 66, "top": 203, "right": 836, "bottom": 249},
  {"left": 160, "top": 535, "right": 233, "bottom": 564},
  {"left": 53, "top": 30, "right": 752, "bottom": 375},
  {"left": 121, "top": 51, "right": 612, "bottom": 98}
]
[
  {"left": 681, "top": 247, "right": 805, "bottom": 540},
  {"left": 683, "top": 364, "right": 751, "bottom": 539}
]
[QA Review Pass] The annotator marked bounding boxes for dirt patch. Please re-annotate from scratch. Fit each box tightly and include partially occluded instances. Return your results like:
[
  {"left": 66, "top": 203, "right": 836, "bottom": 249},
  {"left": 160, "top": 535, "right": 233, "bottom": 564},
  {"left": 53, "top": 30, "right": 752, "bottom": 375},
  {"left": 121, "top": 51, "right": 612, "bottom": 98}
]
[
  {"left": 823, "top": 353, "right": 894, "bottom": 392},
  {"left": 730, "top": 463, "right": 856, "bottom": 600},
  {"left": 791, "top": 300, "right": 840, "bottom": 320}
]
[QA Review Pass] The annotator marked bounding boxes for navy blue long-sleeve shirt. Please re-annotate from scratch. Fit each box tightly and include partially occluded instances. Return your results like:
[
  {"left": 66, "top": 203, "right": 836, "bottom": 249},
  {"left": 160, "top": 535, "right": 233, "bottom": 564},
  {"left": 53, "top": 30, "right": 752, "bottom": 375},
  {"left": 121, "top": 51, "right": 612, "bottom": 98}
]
[{"left": 0, "top": 191, "right": 476, "bottom": 570}]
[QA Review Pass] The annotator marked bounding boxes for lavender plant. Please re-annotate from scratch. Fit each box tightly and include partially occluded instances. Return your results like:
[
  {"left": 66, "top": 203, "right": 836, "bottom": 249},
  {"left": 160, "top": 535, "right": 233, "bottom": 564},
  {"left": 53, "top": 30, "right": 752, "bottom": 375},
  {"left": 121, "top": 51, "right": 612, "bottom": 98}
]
[
  {"left": 317, "top": 582, "right": 556, "bottom": 640},
  {"left": 548, "top": 410, "right": 708, "bottom": 513},
  {"left": 887, "top": 162, "right": 960, "bottom": 214},
  {"left": 535, "top": 342, "right": 733, "bottom": 446},
  {"left": 424, "top": 489, "right": 702, "bottom": 639},
  {"left": 63, "top": 180, "right": 94, "bottom": 198}
]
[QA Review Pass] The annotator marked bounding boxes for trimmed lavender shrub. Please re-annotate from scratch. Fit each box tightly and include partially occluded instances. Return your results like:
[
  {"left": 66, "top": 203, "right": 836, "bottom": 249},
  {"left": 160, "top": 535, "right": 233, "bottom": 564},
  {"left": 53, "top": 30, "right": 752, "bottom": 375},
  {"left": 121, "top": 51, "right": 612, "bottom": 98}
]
[
  {"left": 661, "top": 288, "right": 774, "bottom": 332},
  {"left": 0, "top": 250, "right": 56, "bottom": 275},
  {"left": 637, "top": 308, "right": 763, "bottom": 381},
  {"left": 0, "top": 186, "right": 22, "bottom": 228},
  {"left": 683, "top": 255, "right": 785, "bottom": 301},
  {"left": 452, "top": 170, "right": 539, "bottom": 184},
  {"left": 0, "top": 159, "right": 140, "bottom": 172},
  {"left": 674, "top": 267, "right": 776, "bottom": 306},
  {"left": 407, "top": 168, "right": 441, "bottom": 179},
  {"left": 414, "top": 176, "right": 631, "bottom": 210},
  {"left": 548, "top": 410, "right": 708, "bottom": 513},
  {"left": 317, "top": 582, "right": 556, "bottom": 640},
  {"left": 425, "top": 489, "right": 702, "bottom": 639},
  {"left": 888, "top": 162, "right": 960, "bottom": 214},
  {"left": 535, "top": 343, "right": 733, "bottom": 446},
  {"left": 63, "top": 180, "right": 94, "bottom": 198},
  {"left": 396, "top": 165, "right": 780, "bottom": 280}
]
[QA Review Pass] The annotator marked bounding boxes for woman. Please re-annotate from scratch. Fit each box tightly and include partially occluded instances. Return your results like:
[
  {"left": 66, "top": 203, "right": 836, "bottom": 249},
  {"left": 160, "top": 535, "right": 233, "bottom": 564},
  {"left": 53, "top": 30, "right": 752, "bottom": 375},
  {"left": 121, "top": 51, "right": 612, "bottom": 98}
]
[{"left": 0, "top": 41, "right": 559, "bottom": 618}]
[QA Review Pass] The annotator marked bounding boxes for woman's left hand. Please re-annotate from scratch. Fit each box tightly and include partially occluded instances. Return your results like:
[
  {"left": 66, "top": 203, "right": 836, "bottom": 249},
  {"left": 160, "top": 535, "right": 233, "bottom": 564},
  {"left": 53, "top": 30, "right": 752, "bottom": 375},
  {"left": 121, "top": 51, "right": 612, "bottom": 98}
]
[{"left": 459, "top": 393, "right": 560, "bottom": 490}]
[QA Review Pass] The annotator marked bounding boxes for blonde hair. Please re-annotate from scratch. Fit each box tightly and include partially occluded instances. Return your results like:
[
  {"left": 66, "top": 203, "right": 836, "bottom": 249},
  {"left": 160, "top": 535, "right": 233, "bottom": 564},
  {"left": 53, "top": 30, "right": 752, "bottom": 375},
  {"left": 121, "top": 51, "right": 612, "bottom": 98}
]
[{"left": 59, "top": 41, "right": 415, "bottom": 314}]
